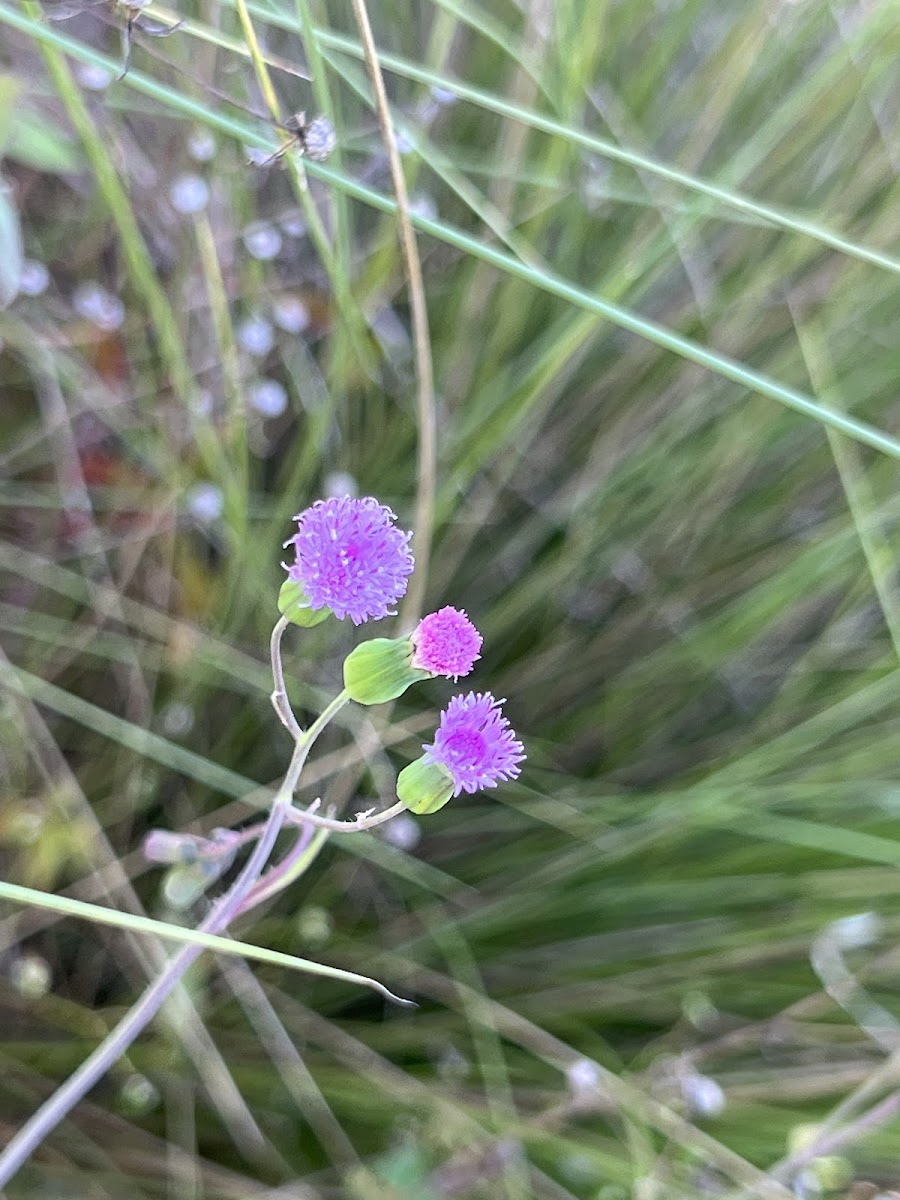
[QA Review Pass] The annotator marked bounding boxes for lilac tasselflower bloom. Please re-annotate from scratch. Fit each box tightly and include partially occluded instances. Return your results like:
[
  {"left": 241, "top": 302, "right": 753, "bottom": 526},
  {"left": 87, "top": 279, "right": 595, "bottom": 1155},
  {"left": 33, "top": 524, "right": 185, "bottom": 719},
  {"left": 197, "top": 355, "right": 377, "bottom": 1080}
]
[
  {"left": 411, "top": 606, "right": 482, "bottom": 680},
  {"left": 424, "top": 692, "right": 525, "bottom": 796},
  {"left": 285, "top": 496, "right": 414, "bottom": 625}
]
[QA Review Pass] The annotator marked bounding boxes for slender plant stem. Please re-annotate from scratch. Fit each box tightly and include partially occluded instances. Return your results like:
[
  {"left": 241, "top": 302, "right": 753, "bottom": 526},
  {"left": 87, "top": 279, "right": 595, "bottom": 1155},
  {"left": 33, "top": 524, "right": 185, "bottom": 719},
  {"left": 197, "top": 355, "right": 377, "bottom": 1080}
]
[
  {"left": 160, "top": 795, "right": 407, "bottom": 872},
  {"left": 270, "top": 615, "right": 303, "bottom": 739},
  {"left": 230, "top": 0, "right": 376, "bottom": 385},
  {"left": 0, "top": 768, "right": 294, "bottom": 1184},
  {"left": 0, "top": 691, "right": 350, "bottom": 1186},
  {"left": 283, "top": 798, "right": 407, "bottom": 834},
  {"left": 238, "top": 822, "right": 329, "bottom": 913},
  {"left": 348, "top": 0, "right": 436, "bottom": 627}
]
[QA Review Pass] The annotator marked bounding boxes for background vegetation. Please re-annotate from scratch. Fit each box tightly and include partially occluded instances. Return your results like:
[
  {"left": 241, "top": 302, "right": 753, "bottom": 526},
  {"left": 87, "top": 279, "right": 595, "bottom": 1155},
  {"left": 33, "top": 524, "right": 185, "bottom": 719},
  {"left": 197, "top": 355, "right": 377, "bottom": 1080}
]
[{"left": 2, "top": 0, "right": 900, "bottom": 1195}]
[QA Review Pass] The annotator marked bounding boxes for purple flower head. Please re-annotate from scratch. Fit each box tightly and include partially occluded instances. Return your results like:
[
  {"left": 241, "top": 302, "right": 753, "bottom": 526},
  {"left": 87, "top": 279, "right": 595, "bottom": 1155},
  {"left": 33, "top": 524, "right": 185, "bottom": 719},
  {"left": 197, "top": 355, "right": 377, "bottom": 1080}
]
[
  {"left": 423, "top": 691, "right": 525, "bottom": 796},
  {"left": 411, "top": 606, "right": 482, "bottom": 680},
  {"left": 285, "top": 496, "right": 414, "bottom": 625}
]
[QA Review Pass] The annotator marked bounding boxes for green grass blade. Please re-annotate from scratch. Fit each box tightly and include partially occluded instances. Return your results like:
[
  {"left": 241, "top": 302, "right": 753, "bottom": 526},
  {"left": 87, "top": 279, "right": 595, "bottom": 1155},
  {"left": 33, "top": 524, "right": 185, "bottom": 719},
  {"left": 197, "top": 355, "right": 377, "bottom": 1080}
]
[{"left": 0, "top": 881, "right": 412, "bottom": 1003}]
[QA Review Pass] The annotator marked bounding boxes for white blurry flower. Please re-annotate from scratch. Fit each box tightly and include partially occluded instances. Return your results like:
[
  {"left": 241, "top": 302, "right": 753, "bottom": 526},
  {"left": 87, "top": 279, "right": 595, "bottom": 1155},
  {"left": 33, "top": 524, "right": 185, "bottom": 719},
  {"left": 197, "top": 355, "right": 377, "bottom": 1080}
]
[
  {"left": 380, "top": 812, "right": 421, "bottom": 851},
  {"left": 683, "top": 1073, "right": 726, "bottom": 1118},
  {"left": 566, "top": 1058, "right": 601, "bottom": 1096},
  {"left": 19, "top": 259, "right": 49, "bottom": 296},
  {"left": 187, "top": 129, "right": 216, "bottom": 162},
  {"left": 273, "top": 294, "right": 310, "bottom": 334},
  {"left": 431, "top": 84, "right": 457, "bottom": 105},
  {"left": 169, "top": 173, "right": 209, "bottom": 214},
  {"left": 119, "top": 1074, "right": 160, "bottom": 1115},
  {"left": 248, "top": 378, "right": 288, "bottom": 418},
  {"left": 395, "top": 128, "right": 414, "bottom": 155},
  {"left": 408, "top": 194, "right": 437, "bottom": 222},
  {"left": 243, "top": 222, "right": 282, "bottom": 261},
  {"left": 72, "top": 282, "right": 124, "bottom": 331},
  {"left": 295, "top": 905, "right": 333, "bottom": 947},
  {"left": 11, "top": 954, "right": 52, "bottom": 999},
  {"left": 279, "top": 209, "right": 307, "bottom": 238},
  {"left": 323, "top": 471, "right": 358, "bottom": 499},
  {"left": 160, "top": 701, "right": 195, "bottom": 736},
  {"left": 76, "top": 62, "right": 113, "bottom": 91},
  {"left": 186, "top": 481, "right": 223, "bottom": 523},
  {"left": 237, "top": 314, "right": 275, "bottom": 357}
]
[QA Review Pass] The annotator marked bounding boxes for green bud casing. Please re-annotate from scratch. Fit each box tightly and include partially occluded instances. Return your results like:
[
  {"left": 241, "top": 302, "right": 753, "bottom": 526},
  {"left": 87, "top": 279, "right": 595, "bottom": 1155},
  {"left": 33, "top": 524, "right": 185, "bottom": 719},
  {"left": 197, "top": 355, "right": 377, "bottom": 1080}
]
[
  {"left": 278, "top": 579, "right": 332, "bottom": 628},
  {"left": 397, "top": 757, "right": 455, "bottom": 814},
  {"left": 162, "top": 862, "right": 220, "bottom": 910},
  {"left": 343, "top": 637, "right": 428, "bottom": 705}
]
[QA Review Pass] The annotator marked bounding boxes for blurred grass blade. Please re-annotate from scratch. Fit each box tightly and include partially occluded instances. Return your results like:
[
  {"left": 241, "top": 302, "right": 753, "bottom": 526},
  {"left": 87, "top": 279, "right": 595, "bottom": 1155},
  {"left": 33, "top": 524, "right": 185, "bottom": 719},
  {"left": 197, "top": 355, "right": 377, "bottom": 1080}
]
[
  {"left": 205, "top": 2, "right": 900, "bottom": 277},
  {"left": 0, "top": 73, "right": 22, "bottom": 149},
  {"left": 0, "top": 881, "right": 414, "bottom": 1004},
  {"left": 1, "top": 3, "right": 898, "bottom": 464},
  {"left": 0, "top": 75, "right": 23, "bottom": 307},
  {"left": 0, "top": 176, "right": 23, "bottom": 307}
]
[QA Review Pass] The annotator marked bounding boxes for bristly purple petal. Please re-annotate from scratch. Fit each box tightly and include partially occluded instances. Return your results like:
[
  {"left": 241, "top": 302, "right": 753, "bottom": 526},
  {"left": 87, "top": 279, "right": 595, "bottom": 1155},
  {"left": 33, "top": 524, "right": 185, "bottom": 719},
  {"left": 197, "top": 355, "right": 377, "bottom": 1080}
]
[
  {"left": 423, "top": 691, "right": 525, "bottom": 796},
  {"left": 285, "top": 496, "right": 414, "bottom": 624},
  {"left": 411, "top": 606, "right": 482, "bottom": 679}
]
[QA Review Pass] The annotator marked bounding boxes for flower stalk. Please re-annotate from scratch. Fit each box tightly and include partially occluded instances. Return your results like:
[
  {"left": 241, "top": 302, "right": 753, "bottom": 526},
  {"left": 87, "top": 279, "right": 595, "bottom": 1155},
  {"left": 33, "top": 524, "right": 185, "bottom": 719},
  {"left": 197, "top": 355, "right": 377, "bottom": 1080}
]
[
  {"left": 0, "top": 496, "right": 524, "bottom": 1185},
  {"left": 0, "top": 680, "right": 353, "bottom": 1187}
]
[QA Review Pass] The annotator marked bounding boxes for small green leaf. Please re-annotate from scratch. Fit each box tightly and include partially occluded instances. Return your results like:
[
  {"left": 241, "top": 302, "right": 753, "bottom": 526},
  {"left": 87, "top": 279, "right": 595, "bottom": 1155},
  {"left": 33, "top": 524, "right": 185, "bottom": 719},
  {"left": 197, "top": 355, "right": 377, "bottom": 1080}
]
[{"left": 162, "top": 863, "right": 219, "bottom": 910}]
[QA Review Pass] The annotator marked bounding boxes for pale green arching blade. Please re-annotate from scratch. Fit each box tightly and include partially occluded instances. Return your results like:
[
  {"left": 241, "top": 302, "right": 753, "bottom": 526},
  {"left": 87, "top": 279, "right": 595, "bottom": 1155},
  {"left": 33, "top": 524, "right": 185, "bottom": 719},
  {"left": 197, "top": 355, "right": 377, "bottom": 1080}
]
[{"left": 0, "top": 880, "right": 414, "bottom": 1006}]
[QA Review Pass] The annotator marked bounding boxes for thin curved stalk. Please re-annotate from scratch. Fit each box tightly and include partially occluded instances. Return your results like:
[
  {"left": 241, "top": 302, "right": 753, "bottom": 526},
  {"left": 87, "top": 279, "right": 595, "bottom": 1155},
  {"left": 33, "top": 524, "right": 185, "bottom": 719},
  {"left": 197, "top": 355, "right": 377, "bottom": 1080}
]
[
  {"left": 0, "top": 691, "right": 373, "bottom": 1186},
  {"left": 348, "top": 0, "right": 436, "bottom": 627}
]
